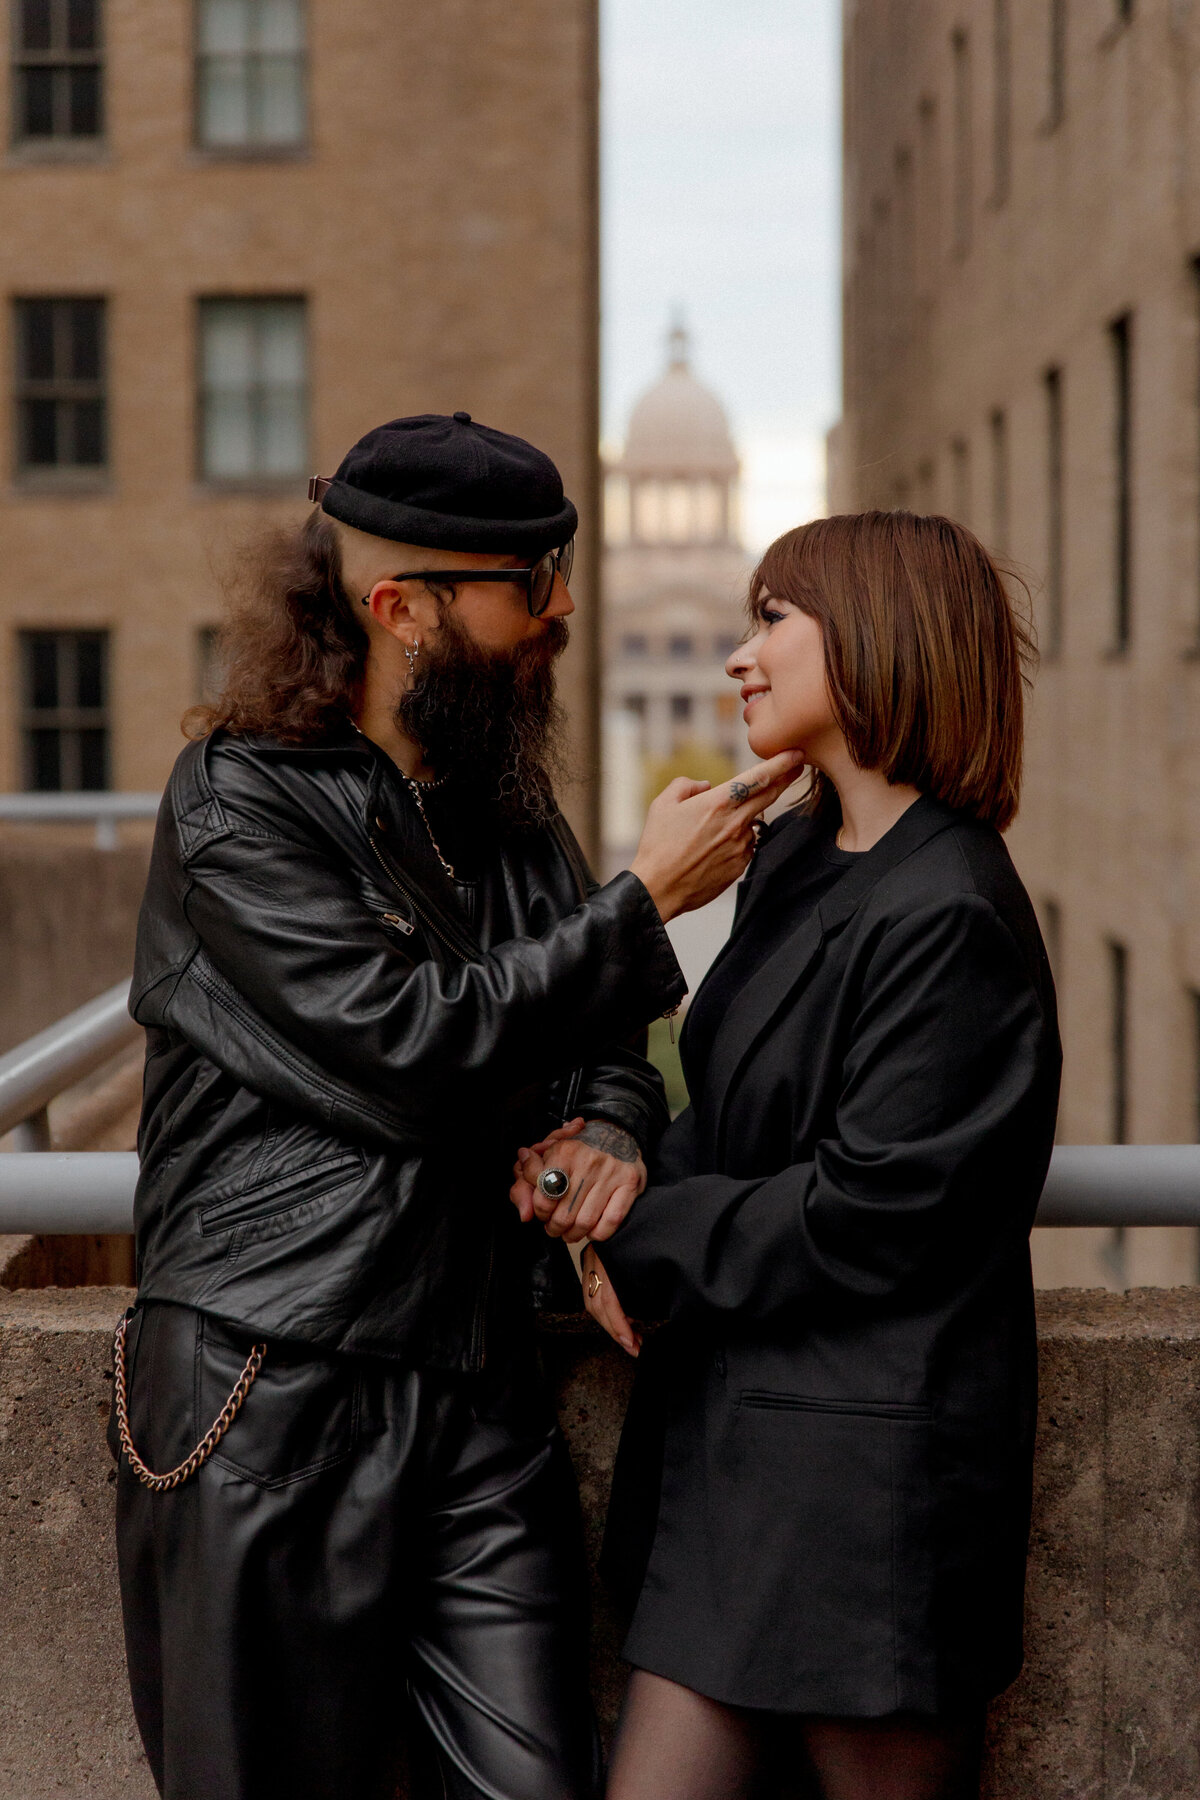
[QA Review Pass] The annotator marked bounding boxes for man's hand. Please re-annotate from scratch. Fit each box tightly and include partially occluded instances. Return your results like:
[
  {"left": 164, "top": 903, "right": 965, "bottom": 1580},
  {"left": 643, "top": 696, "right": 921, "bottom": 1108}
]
[
  {"left": 628, "top": 748, "right": 805, "bottom": 922},
  {"left": 509, "top": 1116, "right": 646, "bottom": 1243},
  {"left": 581, "top": 1245, "right": 639, "bottom": 1355}
]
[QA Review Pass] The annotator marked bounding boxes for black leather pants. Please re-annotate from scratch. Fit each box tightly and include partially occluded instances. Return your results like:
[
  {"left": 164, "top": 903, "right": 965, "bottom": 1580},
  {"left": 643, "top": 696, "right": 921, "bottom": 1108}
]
[{"left": 113, "top": 1302, "right": 603, "bottom": 1800}]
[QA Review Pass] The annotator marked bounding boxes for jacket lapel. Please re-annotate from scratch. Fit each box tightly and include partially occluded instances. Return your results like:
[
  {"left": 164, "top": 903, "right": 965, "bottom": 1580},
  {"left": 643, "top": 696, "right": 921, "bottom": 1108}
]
[{"left": 705, "top": 795, "right": 961, "bottom": 1162}]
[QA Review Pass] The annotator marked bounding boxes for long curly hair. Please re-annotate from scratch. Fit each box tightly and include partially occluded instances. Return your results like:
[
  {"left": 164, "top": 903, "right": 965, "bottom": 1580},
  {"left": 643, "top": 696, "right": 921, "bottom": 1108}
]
[{"left": 185, "top": 511, "right": 367, "bottom": 744}]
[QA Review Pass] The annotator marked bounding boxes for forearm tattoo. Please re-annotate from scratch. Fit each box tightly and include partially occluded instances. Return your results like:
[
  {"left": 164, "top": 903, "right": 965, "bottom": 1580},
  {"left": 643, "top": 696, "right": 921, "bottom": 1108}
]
[{"left": 578, "top": 1121, "right": 640, "bottom": 1163}]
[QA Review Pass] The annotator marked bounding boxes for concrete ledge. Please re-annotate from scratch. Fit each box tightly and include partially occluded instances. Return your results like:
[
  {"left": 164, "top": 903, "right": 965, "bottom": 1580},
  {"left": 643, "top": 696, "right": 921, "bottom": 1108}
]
[{"left": 3, "top": 1287, "right": 1200, "bottom": 1798}]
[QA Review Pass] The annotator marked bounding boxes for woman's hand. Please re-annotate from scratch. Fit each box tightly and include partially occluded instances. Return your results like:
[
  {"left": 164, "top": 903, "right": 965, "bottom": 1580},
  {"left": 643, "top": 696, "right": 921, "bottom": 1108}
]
[
  {"left": 509, "top": 1117, "right": 646, "bottom": 1243},
  {"left": 581, "top": 1245, "right": 640, "bottom": 1356},
  {"left": 629, "top": 748, "right": 805, "bottom": 922}
]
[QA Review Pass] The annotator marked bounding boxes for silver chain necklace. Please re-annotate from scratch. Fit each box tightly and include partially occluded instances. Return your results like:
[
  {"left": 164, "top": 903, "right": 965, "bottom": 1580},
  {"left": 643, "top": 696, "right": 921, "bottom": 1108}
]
[{"left": 404, "top": 773, "right": 456, "bottom": 881}]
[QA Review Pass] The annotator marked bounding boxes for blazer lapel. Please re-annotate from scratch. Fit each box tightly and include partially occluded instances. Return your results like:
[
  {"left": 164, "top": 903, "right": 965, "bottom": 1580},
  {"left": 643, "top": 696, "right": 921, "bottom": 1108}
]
[{"left": 706, "top": 795, "right": 961, "bottom": 1162}]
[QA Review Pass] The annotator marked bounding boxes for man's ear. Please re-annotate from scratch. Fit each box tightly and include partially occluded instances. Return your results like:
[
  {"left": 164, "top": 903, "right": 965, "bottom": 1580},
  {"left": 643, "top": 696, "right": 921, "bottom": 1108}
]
[{"left": 366, "top": 580, "right": 415, "bottom": 639}]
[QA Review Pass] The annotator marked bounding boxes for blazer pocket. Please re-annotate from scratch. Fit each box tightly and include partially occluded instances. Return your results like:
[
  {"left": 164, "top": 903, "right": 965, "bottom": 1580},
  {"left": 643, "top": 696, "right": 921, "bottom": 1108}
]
[
  {"left": 738, "top": 1391, "right": 932, "bottom": 1422},
  {"left": 198, "top": 1150, "right": 364, "bottom": 1237}
]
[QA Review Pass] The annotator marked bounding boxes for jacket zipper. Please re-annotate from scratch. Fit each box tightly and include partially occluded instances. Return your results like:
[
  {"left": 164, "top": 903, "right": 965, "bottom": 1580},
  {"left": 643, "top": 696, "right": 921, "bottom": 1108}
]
[{"left": 368, "top": 833, "right": 473, "bottom": 963}]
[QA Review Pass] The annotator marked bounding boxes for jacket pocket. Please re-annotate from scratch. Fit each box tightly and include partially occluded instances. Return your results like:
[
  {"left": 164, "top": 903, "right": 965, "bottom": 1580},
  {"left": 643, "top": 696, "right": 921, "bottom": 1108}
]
[
  {"left": 738, "top": 1390, "right": 932, "bottom": 1422},
  {"left": 198, "top": 1150, "right": 364, "bottom": 1236}
]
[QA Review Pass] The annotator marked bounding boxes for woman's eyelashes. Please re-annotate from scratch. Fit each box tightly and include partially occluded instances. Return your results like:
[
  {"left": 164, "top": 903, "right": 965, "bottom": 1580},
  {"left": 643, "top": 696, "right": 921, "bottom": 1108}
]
[{"left": 761, "top": 607, "right": 786, "bottom": 627}]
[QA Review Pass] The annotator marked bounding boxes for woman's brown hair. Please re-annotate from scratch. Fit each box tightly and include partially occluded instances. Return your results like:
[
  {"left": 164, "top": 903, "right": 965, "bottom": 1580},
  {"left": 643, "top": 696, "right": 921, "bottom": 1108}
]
[
  {"left": 185, "top": 510, "right": 367, "bottom": 744},
  {"left": 749, "top": 510, "right": 1035, "bottom": 831}
]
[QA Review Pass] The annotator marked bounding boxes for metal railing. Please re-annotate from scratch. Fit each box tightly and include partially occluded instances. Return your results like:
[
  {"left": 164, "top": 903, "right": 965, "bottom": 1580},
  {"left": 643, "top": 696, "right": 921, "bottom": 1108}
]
[
  {"left": 5, "top": 987, "right": 1200, "bottom": 1236},
  {"left": 1, "top": 1142, "right": 1200, "bottom": 1239},
  {"left": 0, "top": 980, "right": 140, "bottom": 1152},
  {"left": 0, "top": 792, "right": 160, "bottom": 849}
]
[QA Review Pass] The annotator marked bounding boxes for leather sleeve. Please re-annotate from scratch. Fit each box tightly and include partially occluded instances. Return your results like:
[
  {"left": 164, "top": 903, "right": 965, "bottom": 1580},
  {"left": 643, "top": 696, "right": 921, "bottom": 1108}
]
[
  {"left": 600, "top": 896, "right": 1057, "bottom": 1325},
  {"left": 165, "top": 818, "right": 686, "bottom": 1143},
  {"left": 541, "top": 813, "right": 672, "bottom": 1156},
  {"left": 563, "top": 1045, "right": 672, "bottom": 1158}
]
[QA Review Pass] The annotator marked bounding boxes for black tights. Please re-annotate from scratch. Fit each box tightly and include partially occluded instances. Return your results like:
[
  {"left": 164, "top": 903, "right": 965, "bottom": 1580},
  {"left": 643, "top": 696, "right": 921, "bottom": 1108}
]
[{"left": 607, "top": 1671, "right": 984, "bottom": 1800}]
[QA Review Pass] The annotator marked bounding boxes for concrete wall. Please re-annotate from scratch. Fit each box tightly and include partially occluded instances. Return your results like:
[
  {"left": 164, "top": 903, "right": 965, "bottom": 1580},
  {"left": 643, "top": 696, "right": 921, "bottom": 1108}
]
[
  {"left": 3, "top": 1287, "right": 1199, "bottom": 1798},
  {"left": 0, "top": 840, "right": 148, "bottom": 1053}
]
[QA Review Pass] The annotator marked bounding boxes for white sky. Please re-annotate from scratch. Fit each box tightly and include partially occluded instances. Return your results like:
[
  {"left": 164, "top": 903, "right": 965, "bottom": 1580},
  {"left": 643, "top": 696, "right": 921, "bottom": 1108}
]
[{"left": 601, "top": 0, "right": 841, "bottom": 552}]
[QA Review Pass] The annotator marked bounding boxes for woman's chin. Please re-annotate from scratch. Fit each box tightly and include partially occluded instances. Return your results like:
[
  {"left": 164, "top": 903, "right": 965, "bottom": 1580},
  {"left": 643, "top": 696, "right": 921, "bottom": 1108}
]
[{"left": 747, "top": 722, "right": 790, "bottom": 760}]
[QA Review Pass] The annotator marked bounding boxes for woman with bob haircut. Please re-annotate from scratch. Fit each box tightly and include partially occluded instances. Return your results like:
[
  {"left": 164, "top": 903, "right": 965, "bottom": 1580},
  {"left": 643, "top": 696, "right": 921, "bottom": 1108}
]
[{"left": 517, "top": 510, "right": 1061, "bottom": 1799}]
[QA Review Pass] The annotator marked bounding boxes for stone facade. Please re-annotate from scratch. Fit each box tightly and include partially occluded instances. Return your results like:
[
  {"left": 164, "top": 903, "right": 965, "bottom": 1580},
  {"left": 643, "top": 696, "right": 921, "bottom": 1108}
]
[
  {"left": 838, "top": 0, "right": 1200, "bottom": 1287},
  {"left": 0, "top": 0, "right": 601, "bottom": 854}
]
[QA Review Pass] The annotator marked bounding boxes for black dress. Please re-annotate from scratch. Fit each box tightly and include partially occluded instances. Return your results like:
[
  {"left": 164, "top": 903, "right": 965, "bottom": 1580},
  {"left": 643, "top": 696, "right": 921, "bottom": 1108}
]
[{"left": 600, "top": 797, "right": 1062, "bottom": 1716}]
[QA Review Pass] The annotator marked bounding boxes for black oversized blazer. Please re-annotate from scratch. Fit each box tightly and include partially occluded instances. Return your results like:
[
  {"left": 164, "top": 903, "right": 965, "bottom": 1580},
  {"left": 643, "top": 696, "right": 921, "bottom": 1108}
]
[{"left": 601, "top": 796, "right": 1062, "bottom": 1717}]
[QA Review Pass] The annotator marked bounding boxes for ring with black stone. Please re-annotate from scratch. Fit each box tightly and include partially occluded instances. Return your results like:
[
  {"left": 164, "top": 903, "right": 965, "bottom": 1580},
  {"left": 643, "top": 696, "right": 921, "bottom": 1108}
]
[{"left": 536, "top": 1168, "right": 570, "bottom": 1200}]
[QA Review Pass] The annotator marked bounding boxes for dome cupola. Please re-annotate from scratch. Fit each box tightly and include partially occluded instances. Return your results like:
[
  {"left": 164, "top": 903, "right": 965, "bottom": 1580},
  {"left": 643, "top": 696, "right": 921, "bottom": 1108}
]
[{"left": 608, "top": 322, "right": 740, "bottom": 548}]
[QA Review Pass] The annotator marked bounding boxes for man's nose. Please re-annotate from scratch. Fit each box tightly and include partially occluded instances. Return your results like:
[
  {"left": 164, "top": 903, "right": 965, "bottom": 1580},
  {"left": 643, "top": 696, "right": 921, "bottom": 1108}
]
[{"left": 543, "top": 573, "right": 575, "bottom": 619}]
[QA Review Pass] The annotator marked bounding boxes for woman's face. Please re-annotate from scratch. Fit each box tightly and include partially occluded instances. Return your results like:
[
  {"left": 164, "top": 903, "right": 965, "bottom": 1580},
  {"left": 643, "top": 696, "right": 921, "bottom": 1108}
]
[{"left": 726, "top": 597, "right": 842, "bottom": 764}]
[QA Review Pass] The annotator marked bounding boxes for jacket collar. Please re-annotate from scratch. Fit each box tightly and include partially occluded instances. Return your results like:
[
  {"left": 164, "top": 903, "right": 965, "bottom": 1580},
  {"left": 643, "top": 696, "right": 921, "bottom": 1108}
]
[{"left": 703, "top": 794, "right": 961, "bottom": 1160}]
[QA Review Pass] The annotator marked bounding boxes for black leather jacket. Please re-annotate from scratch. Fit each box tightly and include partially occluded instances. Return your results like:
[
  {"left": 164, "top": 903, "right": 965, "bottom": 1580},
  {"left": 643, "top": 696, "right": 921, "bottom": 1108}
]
[{"left": 130, "top": 729, "right": 685, "bottom": 1367}]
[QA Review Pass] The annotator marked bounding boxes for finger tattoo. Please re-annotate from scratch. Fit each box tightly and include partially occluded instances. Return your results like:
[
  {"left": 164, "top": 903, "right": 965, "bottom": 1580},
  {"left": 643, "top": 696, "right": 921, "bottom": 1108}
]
[{"left": 729, "top": 779, "right": 760, "bottom": 807}]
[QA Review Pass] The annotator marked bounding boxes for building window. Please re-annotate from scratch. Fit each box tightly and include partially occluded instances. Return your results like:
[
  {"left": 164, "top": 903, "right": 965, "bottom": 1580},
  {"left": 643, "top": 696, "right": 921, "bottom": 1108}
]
[
  {"left": 1108, "top": 939, "right": 1129, "bottom": 1144},
  {"left": 1116, "top": 0, "right": 1133, "bottom": 20},
  {"left": 989, "top": 408, "right": 1008, "bottom": 553},
  {"left": 951, "top": 29, "right": 972, "bottom": 258},
  {"left": 668, "top": 635, "right": 694, "bottom": 659},
  {"left": 13, "top": 0, "right": 103, "bottom": 144},
  {"left": 620, "top": 633, "right": 648, "bottom": 658},
  {"left": 195, "top": 0, "right": 306, "bottom": 150},
  {"left": 1044, "top": 367, "right": 1064, "bottom": 658},
  {"left": 991, "top": 0, "right": 1011, "bottom": 207},
  {"left": 669, "top": 695, "right": 692, "bottom": 722},
  {"left": 714, "top": 635, "right": 740, "bottom": 659},
  {"left": 1047, "top": 0, "right": 1066, "bottom": 128},
  {"left": 623, "top": 694, "right": 646, "bottom": 719},
  {"left": 198, "top": 297, "right": 307, "bottom": 482},
  {"left": 14, "top": 297, "right": 107, "bottom": 474},
  {"left": 1109, "top": 314, "right": 1133, "bottom": 653},
  {"left": 19, "top": 629, "right": 110, "bottom": 791}
]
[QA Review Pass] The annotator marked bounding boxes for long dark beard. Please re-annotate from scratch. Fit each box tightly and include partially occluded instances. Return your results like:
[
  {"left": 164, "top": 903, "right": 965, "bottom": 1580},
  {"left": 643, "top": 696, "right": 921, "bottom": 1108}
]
[{"left": 395, "top": 608, "right": 569, "bottom": 828}]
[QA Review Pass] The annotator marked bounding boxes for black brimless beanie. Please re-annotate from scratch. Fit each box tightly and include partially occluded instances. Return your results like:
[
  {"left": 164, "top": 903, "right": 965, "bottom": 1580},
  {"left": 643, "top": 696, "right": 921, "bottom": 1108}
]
[{"left": 313, "top": 412, "right": 577, "bottom": 556}]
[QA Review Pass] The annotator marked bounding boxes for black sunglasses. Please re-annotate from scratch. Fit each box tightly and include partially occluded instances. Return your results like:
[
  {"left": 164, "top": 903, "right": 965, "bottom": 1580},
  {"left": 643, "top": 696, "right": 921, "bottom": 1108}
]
[{"left": 361, "top": 540, "right": 574, "bottom": 620}]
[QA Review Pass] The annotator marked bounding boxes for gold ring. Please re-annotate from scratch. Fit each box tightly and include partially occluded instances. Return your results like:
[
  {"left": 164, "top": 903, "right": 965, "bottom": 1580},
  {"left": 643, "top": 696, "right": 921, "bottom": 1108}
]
[{"left": 587, "top": 1271, "right": 604, "bottom": 1299}]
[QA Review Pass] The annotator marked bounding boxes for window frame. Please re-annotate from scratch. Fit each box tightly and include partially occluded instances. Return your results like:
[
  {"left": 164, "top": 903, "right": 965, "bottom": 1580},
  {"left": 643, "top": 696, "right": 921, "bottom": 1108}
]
[
  {"left": 10, "top": 0, "right": 104, "bottom": 154},
  {"left": 18, "top": 627, "right": 111, "bottom": 792},
  {"left": 191, "top": 0, "right": 309, "bottom": 158},
  {"left": 12, "top": 295, "right": 109, "bottom": 486},
  {"left": 195, "top": 293, "right": 309, "bottom": 489}
]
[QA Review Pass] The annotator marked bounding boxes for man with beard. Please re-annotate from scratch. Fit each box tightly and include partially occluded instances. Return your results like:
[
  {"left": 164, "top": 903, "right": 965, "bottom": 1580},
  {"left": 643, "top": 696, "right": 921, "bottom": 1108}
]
[{"left": 114, "top": 412, "right": 800, "bottom": 1800}]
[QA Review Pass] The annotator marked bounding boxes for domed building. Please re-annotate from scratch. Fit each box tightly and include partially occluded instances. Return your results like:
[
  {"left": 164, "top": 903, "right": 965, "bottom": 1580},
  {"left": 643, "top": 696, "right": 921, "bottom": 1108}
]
[{"left": 602, "top": 323, "right": 754, "bottom": 864}]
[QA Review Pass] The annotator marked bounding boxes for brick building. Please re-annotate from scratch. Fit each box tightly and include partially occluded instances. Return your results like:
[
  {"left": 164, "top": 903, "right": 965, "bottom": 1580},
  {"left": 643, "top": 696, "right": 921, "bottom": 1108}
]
[
  {"left": 837, "top": 0, "right": 1200, "bottom": 1285},
  {"left": 0, "top": 0, "right": 601, "bottom": 851}
]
